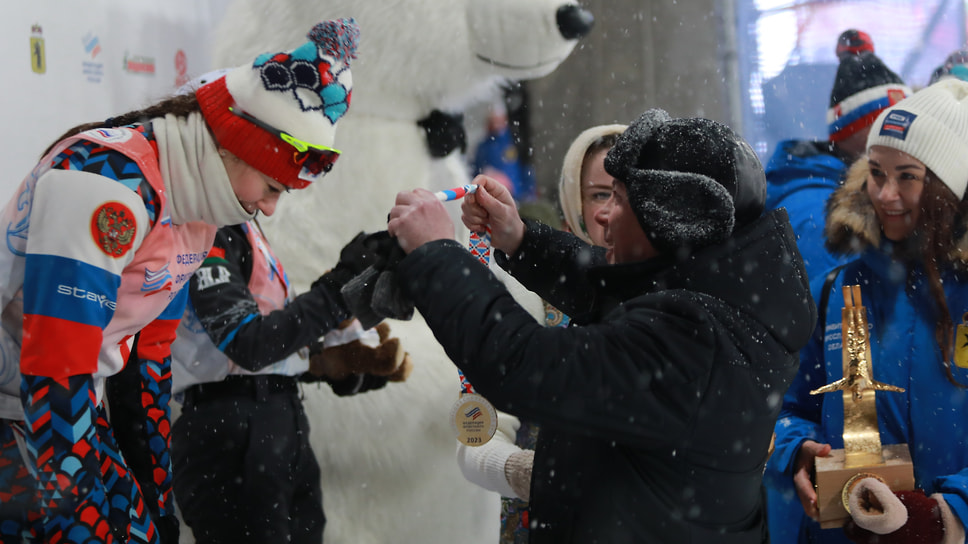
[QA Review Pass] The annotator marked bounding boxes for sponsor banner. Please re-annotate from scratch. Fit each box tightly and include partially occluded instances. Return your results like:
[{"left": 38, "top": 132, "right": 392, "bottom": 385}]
[
  {"left": 29, "top": 24, "right": 44, "bottom": 74},
  {"left": 0, "top": 1, "right": 232, "bottom": 202},
  {"left": 123, "top": 51, "right": 156, "bottom": 75}
]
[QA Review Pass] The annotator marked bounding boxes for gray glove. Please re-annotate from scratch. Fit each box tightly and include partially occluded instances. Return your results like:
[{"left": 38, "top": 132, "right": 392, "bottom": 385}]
[
  {"left": 504, "top": 449, "right": 535, "bottom": 502},
  {"left": 340, "top": 235, "right": 414, "bottom": 329}
]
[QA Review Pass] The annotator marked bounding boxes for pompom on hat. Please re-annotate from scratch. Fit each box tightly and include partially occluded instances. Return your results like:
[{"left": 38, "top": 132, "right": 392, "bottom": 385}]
[
  {"left": 603, "top": 109, "right": 766, "bottom": 254},
  {"left": 827, "top": 30, "right": 910, "bottom": 143},
  {"left": 835, "top": 29, "right": 875, "bottom": 60},
  {"left": 866, "top": 78, "right": 968, "bottom": 199},
  {"left": 929, "top": 48, "right": 968, "bottom": 85},
  {"left": 197, "top": 18, "right": 359, "bottom": 189}
]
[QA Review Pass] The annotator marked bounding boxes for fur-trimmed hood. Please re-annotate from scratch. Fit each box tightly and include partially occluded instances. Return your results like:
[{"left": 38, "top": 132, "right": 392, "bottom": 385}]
[
  {"left": 825, "top": 159, "right": 968, "bottom": 262},
  {"left": 824, "top": 159, "right": 880, "bottom": 254}
]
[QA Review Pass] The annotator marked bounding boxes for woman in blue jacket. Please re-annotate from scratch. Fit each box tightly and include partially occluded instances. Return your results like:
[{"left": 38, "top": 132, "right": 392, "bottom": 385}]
[{"left": 773, "top": 79, "right": 968, "bottom": 543}]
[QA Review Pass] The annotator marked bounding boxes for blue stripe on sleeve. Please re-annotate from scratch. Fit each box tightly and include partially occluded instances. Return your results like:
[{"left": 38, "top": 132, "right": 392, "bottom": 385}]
[
  {"left": 158, "top": 288, "right": 189, "bottom": 321},
  {"left": 217, "top": 313, "right": 259, "bottom": 352},
  {"left": 23, "top": 254, "right": 119, "bottom": 328}
]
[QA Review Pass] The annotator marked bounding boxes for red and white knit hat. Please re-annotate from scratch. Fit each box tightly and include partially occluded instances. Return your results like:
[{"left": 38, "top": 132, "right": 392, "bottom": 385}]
[{"left": 197, "top": 18, "right": 358, "bottom": 189}]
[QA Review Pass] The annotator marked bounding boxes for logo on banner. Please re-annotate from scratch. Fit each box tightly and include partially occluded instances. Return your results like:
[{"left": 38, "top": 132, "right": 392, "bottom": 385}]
[
  {"left": 174, "top": 49, "right": 189, "bottom": 88},
  {"left": 83, "top": 32, "right": 101, "bottom": 59},
  {"left": 30, "top": 24, "right": 45, "bottom": 74},
  {"left": 82, "top": 32, "right": 104, "bottom": 83},
  {"left": 123, "top": 51, "right": 156, "bottom": 75}
]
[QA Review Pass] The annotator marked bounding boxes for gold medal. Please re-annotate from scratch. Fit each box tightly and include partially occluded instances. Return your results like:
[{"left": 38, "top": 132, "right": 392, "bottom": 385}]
[
  {"left": 955, "top": 312, "right": 968, "bottom": 369},
  {"left": 450, "top": 392, "right": 497, "bottom": 447}
]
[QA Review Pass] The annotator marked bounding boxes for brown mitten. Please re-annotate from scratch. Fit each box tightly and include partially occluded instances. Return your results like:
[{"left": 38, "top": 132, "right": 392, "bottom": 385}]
[
  {"left": 385, "top": 352, "right": 413, "bottom": 382},
  {"left": 309, "top": 319, "right": 412, "bottom": 381}
]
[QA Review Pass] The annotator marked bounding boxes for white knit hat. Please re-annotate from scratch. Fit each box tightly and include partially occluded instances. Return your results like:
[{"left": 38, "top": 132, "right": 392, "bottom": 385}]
[
  {"left": 197, "top": 18, "right": 358, "bottom": 189},
  {"left": 867, "top": 78, "right": 968, "bottom": 198},
  {"left": 557, "top": 124, "right": 626, "bottom": 244}
]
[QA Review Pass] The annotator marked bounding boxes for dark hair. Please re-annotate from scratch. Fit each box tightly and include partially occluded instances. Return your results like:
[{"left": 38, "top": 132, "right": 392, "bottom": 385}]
[
  {"left": 41, "top": 93, "right": 203, "bottom": 158},
  {"left": 900, "top": 171, "right": 968, "bottom": 388}
]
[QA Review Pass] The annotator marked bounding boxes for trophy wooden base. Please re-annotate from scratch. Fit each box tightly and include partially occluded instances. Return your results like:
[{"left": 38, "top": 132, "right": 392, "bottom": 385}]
[{"left": 814, "top": 443, "right": 915, "bottom": 529}]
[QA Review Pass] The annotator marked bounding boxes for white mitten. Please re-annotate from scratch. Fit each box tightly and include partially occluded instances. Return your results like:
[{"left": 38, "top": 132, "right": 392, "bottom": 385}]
[
  {"left": 846, "top": 477, "right": 907, "bottom": 534},
  {"left": 504, "top": 449, "right": 535, "bottom": 502},
  {"left": 456, "top": 412, "right": 521, "bottom": 498},
  {"left": 844, "top": 478, "right": 964, "bottom": 544}
]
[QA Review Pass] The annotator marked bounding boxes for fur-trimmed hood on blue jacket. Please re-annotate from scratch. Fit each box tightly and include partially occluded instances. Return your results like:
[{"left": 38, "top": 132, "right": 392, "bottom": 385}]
[{"left": 824, "top": 158, "right": 968, "bottom": 263}]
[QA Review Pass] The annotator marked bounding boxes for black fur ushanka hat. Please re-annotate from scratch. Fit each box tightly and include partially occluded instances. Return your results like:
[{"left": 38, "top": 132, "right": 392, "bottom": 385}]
[{"left": 603, "top": 108, "right": 766, "bottom": 254}]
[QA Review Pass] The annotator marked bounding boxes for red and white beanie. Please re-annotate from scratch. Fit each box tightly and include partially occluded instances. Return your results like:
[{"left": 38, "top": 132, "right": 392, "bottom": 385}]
[
  {"left": 197, "top": 18, "right": 358, "bottom": 189},
  {"left": 867, "top": 78, "right": 968, "bottom": 199}
]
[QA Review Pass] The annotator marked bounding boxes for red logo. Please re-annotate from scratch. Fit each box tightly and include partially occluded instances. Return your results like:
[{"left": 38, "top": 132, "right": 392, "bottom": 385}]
[
  {"left": 887, "top": 89, "right": 906, "bottom": 106},
  {"left": 91, "top": 202, "right": 137, "bottom": 258},
  {"left": 174, "top": 49, "right": 188, "bottom": 88}
]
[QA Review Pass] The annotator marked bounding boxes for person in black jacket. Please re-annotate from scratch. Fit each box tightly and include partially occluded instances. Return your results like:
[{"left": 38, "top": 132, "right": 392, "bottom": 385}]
[{"left": 386, "top": 109, "right": 817, "bottom": 543}]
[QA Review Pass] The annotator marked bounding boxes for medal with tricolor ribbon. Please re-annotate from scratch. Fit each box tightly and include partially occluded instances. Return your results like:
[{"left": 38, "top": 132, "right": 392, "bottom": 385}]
[{"left": 435, "top": 184, "right": 498, "bottom": 446}]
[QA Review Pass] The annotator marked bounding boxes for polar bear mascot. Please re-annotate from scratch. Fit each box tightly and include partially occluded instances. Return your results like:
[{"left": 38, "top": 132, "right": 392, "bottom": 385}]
[{"left": 210, "top": 1, "right": 592, "bottom": 543}]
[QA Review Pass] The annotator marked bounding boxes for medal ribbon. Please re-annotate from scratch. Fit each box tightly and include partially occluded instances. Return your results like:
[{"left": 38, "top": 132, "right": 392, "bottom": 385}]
[{"left": 434, "top": 185, "right": 489, "bottom": 396}]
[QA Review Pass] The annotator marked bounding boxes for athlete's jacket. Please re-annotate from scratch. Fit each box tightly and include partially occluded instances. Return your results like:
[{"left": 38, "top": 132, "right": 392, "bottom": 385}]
[
  {"left": 0, "top": 126, "right": 216, "bottom": 531},
  {"left": 0, "top": 127, "right": 214, "bottom": 412},
  {"left": 172, "top": 220, "right": 309, "bottom": 392}
]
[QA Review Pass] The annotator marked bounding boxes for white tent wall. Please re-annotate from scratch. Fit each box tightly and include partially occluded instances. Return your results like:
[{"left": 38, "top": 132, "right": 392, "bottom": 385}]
[{"left": 0, "top": 1, "right": 230, "bottom": 203}]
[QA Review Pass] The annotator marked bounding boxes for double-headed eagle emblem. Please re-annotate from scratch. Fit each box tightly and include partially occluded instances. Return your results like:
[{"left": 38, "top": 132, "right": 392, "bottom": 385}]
[{"left": 93, "top": 203, "right": 136, "bottom": 257}]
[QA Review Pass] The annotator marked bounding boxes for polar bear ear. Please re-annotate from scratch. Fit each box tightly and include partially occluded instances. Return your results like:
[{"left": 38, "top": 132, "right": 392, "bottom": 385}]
[{"left": 197, "top": 18, "right": 360, "bottom": 189}]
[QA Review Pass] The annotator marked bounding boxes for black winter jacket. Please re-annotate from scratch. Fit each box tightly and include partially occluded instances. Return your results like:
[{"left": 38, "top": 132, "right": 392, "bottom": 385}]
[{"left": 396, "top": 209, "right": 815, "bottom": 543}]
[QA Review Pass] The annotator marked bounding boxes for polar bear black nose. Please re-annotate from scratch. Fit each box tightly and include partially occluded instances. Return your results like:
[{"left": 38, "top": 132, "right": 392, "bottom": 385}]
[{"left": 557, "top": 4, "right": 594, "bottom": 40}]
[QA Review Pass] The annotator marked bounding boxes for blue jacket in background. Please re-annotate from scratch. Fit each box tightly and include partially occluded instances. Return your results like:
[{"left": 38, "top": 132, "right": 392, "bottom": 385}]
[
  {"left": 763, "top": 139, "right": 852, "bottom": 543},
  {"left": 471, "top": 126, "right": 532, "bottom": 200},
  {"left": 765, "top": 139, "right": 849, "bottom": 283}
]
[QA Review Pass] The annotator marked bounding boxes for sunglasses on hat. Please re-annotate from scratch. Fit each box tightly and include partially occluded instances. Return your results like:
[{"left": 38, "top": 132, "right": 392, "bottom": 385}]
[{"left": 229, "top": 106, "right": 341, "bottom": 183}]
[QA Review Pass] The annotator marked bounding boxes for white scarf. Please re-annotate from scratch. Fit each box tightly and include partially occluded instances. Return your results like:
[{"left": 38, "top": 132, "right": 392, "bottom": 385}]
[{"left": 153, "top": 113, "right": 255, "bottom": 226}]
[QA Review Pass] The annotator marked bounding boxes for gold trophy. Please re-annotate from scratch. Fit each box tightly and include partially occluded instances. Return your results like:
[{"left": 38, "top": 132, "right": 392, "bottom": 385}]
[{"left": 809, "top": 285, "right": 915, "bottom": 528}]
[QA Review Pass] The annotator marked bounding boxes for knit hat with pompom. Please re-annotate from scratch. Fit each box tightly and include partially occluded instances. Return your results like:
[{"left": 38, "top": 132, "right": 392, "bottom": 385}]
[
  {"left": 197, "top": 18, "right": 358, "bottom": 189},
  {"left": 827, "top": 29, "right": 910, "bottom": 143}
]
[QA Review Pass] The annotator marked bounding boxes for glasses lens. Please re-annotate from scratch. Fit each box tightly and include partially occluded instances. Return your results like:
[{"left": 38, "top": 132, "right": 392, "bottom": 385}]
[{"left": 293, "top": 148, "right": 339, "bottom": 176}]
